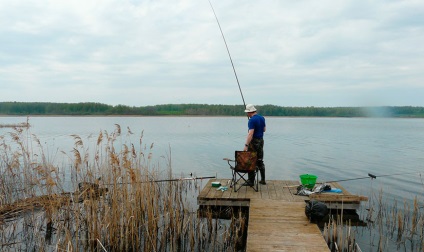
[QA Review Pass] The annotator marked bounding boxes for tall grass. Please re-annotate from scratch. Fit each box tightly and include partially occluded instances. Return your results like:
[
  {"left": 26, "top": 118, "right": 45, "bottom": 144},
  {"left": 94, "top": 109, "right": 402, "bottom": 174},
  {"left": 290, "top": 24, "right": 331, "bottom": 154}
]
[{"left": 0, "top": 126, "right": 247, "bottom": 251}]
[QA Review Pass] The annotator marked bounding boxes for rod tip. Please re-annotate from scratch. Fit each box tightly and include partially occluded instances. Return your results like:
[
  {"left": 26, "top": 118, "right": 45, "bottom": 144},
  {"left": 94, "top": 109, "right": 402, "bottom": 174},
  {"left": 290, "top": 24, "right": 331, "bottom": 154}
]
[{"left": 368, "top": 173, "right": 377, "bottom": 179}]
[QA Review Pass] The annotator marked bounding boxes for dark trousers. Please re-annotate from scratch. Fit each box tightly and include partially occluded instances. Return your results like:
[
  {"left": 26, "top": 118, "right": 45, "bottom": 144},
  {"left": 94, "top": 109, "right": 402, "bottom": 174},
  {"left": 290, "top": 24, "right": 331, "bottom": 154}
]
[{"left": 248, "top": 138, "right": 265, "bottom": 182}]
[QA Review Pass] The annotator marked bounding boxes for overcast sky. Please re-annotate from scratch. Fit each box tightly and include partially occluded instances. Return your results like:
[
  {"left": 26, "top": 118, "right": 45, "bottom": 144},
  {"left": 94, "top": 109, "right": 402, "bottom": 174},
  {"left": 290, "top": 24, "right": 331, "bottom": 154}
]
[{"left": 1, "top": 0, "right": 423, "bottom": 107}]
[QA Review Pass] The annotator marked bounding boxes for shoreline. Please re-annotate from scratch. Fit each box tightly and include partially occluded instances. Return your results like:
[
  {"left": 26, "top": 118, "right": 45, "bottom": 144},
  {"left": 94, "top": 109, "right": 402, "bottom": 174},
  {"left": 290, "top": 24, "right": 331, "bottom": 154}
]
[{"left": 1, "top": 114, "right": 423, "bottom": 119}]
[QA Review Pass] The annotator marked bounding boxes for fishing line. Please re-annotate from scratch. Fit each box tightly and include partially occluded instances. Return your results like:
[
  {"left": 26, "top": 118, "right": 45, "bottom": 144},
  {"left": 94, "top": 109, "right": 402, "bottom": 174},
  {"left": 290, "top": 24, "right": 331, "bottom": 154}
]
[{"left": 208, "top": 0, "right": 247, "bottom": 110}]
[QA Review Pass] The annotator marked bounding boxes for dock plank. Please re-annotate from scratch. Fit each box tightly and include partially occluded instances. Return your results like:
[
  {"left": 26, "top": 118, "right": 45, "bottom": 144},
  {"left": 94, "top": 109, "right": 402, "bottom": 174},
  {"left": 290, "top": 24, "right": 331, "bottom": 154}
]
[
  {"left": 197, "top": 179, "right": 367, "bottom": 251},
  {"left": 197, "top": 179, "right": 212, "bottom": 198},
  {"left": 259, "top": 183, "right": 270, "bottom": 199},
  {"left": 310, "top": 194, "right": 368, "bottom": 202},
  {"left": 247, "top": 199, "right": 329, "bottom": 252}
]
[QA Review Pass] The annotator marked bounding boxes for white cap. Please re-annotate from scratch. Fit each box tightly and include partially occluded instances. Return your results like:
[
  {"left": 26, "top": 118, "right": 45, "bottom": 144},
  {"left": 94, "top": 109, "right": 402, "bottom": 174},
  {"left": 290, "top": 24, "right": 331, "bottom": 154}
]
[{"left": 244, "top": 104, "right": 257, "bottom": 113}]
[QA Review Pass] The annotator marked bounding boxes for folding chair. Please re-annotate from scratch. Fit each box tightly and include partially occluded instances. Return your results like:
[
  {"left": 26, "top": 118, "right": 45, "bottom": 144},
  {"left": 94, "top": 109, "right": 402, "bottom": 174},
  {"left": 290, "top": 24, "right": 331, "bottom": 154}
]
[{"left": 224, "top": 151, "right": 258, "bottom": 192}]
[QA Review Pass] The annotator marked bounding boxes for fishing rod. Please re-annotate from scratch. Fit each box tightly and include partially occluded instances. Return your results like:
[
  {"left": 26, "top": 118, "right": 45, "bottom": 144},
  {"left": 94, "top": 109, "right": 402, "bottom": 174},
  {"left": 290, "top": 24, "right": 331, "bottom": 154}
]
[
  {"left": 323, "top": 173, "right": 377, "bottom": 183},
  {"left": 208, "top": 0, "right": 247, "bottom": 112},
  {"left": 324, "top": 171, "right": 422, "bottom": 184},
  {"left": 103, "top": 175, "right": 216, "bottom": 186},
  {"left": 147, "top": 176, "right": 216, "bottom": 183},
  {"left": 284, "top": 170, "right": 422, "bottom": 188}
]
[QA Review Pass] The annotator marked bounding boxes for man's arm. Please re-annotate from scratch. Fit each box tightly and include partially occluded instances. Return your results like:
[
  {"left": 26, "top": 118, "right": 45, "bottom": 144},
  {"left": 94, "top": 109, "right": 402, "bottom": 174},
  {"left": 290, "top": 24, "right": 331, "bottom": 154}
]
[{"left": 244, "top": 129, "right": 254, "bottom": 151}]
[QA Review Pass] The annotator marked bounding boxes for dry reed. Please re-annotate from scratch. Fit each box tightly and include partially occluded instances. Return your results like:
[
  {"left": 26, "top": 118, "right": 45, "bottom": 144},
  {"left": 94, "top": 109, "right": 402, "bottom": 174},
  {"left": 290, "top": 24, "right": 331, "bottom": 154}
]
[
  {"left": 323, "top": 186, "right": 423, "bottom": 251},
  {"left": 0, "top": 126, "right": 246, "bottom": 251}
]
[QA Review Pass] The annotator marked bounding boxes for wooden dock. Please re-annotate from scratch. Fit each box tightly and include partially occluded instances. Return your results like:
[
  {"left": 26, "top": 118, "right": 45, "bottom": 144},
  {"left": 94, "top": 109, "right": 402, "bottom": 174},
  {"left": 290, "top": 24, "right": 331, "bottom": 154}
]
[
  {"left": 247, "top": 199, "right": 329, "bottom": 251},
  {"left": 197, "top": 179, "right": 368, "bottom": 252}
]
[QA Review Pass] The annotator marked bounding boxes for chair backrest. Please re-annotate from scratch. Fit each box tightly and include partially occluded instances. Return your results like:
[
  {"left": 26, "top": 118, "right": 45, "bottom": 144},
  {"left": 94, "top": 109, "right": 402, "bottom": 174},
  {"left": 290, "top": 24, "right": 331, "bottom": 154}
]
[{"left": 235, "top": 151, "right": 257, "bottom": 172}]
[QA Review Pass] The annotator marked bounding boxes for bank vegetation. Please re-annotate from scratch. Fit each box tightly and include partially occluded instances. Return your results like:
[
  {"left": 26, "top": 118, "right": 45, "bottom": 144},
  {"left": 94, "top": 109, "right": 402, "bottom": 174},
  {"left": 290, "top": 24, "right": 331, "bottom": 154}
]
[{"left": 1, "top": 102, "right": 424, "bottom": 118}]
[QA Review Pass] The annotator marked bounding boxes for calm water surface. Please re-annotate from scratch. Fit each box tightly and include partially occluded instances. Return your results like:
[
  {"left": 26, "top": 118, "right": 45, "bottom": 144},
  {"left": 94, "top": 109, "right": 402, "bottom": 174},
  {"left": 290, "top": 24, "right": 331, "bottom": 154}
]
[
  {"left": 1, "top": 116, "right": 423, "bottom": 201},
  {"left": 1, "top": 116, "right": 424, "bottom": 251}
]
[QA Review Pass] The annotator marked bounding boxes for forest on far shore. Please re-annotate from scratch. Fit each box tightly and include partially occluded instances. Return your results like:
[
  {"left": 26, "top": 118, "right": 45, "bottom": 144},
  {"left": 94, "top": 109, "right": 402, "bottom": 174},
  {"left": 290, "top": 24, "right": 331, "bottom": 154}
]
[{"left": 1, "top": 102, "right": 424, "bottom": 118}]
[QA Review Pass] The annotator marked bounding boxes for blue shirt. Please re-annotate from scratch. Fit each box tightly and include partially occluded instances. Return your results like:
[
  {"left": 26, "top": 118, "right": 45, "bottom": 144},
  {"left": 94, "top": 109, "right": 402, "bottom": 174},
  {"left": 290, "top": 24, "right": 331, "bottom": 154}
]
[{"left": 248, "top": 114, "right": 266, "bottom": 138}]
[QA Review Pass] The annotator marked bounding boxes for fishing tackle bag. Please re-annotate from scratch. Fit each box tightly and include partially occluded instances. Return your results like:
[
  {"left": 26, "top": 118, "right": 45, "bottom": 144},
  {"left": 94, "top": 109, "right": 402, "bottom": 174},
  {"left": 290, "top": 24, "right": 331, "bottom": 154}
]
[{"left": 305, "top": 200, "right": 329, "bottom": 221}]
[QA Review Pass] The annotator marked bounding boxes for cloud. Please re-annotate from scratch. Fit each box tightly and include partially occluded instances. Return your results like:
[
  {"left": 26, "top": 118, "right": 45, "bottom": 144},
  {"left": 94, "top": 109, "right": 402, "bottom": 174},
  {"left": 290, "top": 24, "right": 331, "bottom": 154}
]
[{"left": 0, "top": 0, "right": 423, "bottom": 107}]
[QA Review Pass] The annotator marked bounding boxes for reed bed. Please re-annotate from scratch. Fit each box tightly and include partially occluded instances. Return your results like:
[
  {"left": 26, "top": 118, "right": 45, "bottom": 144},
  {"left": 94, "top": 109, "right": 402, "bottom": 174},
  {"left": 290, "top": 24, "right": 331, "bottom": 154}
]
[
  {"left": 362, "top": 190, "right": 424, "bottom": 251},
  {"left": 0, "top": 126, "right": 247, "bottom": 251},
  {"left": 323, "top": 214, "right": 360, "bottom": 252},
  {"left": 323, "top": 187, "right": 423, "bottom": 251}
]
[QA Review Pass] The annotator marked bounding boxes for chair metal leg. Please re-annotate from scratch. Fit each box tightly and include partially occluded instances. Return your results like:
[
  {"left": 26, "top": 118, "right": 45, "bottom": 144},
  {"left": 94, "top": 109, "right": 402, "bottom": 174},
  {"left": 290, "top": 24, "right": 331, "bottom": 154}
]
[
  {"left": 234, "top": 173, "right": 247, "bottom": 192},
  {"left": 231, "top": 169, "right": 237, "bottom": 191},
  {"left": 233, "top": 170, "right": 252, "bottom": 192},
  {"left": 235, "top": 170, "right": 259, "bottom": 192},
  {"left": 255, "top": 168, "right": 259, "bottom": 192}
]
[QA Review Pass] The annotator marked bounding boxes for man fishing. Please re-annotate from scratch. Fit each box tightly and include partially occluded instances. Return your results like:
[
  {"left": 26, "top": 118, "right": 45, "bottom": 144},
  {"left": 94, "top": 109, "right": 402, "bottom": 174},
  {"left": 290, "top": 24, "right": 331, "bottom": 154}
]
[
  {"left": 209, "top": 0, "right": 267, "bottom": 186},
  {"left": 243, "top": 104, "right": 266, "bottom": 186}
]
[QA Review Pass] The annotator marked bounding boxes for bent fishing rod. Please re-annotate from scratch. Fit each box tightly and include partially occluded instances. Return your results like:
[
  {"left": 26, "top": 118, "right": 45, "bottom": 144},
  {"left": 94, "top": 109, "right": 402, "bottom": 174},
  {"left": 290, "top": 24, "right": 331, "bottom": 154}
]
[{"left": 208, "top": 0, "right": 247, "bottom": 114}]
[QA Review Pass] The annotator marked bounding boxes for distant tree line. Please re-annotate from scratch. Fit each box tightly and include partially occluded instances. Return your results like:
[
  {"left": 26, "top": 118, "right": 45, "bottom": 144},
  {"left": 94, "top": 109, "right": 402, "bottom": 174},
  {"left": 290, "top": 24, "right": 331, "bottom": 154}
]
[{"left": 0, "top": 102, "right": 424, "bottom": 117}]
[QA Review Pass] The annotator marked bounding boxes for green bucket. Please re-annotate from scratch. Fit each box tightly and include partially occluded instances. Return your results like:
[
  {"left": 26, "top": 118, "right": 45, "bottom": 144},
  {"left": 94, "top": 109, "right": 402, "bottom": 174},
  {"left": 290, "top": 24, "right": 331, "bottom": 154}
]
[{"left": 299, "top": 174, "right": 317, "bottom": 189}]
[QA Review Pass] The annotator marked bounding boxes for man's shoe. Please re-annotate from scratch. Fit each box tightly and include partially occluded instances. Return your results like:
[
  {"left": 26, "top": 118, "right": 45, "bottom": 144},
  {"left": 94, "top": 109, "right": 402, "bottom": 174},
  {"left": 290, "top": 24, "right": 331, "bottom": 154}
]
[{"left": 259, "top": 180, "right": 266, "bottom": 185}]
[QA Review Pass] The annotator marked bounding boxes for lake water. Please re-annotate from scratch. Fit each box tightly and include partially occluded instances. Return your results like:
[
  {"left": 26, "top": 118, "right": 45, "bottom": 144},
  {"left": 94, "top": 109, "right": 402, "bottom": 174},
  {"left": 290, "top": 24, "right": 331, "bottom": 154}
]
[
  {"left": 2, "top": 116, "right": 422, "bottom": 201},
  {"left": 1, "top": 116, "right": 424, "bottom": 250}
]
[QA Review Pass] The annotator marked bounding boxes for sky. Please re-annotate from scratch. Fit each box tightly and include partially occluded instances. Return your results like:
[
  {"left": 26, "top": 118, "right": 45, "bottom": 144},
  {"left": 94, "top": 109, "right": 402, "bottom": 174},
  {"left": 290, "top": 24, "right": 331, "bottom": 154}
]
[{"left": 1, "top": 0, "right": 423, "bottom": 107}]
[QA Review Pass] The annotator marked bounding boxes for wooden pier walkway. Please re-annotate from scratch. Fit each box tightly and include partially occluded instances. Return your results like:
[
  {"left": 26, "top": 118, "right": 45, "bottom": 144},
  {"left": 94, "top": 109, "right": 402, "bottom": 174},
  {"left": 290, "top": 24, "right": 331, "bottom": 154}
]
[
  {"left": 248, "top": 199, "right": 328, "bottom": 251},
  {"left": 197, "top": 179, "right": 367, "bottom": 252}
]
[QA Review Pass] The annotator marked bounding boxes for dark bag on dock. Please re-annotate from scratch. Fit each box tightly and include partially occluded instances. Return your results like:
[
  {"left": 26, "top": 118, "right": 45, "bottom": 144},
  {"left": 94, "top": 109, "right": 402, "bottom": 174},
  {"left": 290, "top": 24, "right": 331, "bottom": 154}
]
[{"left": 305, "top": 200, "right": 328, "bottom": 221}]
